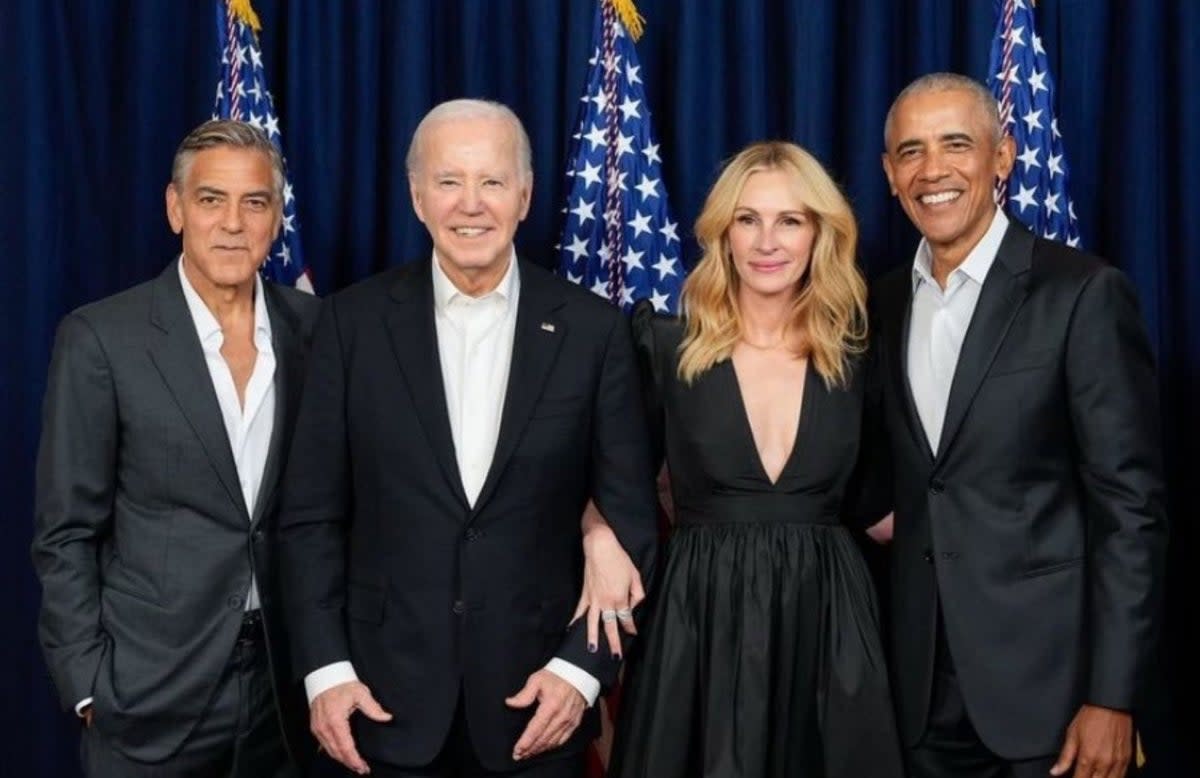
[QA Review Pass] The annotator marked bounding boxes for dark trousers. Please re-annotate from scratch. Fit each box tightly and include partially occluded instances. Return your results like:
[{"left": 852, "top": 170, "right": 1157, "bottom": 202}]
[
  {"left": 82, "top": 610, "right": 294, "bottom": 778},
  {"left": 322, "top": 691, "right": 584, "bottom": 778},
  {"left": 906, "top": 608, "right": 1060, "bottom": 778}
]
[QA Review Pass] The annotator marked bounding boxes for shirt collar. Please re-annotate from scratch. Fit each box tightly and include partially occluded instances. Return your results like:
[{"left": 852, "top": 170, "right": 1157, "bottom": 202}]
[
  {"left": 177, "top": 254, "right": 272, "bottom": 343},
  {"left": 431, "top": 249, "right": 519, "bottom": 313},
  {"left": 911, "top": 207, "right": 1010, "bottom": 292}
]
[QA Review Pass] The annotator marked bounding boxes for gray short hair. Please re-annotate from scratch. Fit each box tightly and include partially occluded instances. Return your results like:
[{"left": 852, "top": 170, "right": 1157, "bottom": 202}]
[
  {"left": 405, "top": 99, "right": 533, "bottom": 181},
  {"left": 171, "top": 119, "right": 285, "bottom": 201},
  {"left": 883, "top": 72, "right": 1004, "bottom": 149}
]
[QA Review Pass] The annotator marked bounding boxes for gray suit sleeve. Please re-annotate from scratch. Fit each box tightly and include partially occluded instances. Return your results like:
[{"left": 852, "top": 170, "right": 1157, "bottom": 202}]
[{"left": 32, "top": 313, "right": 117, "bottom": 711}]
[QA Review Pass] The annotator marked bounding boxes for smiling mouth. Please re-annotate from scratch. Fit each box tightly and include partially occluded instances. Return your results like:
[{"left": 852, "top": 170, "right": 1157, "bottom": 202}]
[
  {"left": 918, "top": 191, "right": 962, "bottom": 205},
  {"left": 452, "top": 227, "right": 489, "bottom": 237},
  {"left": 749, "top": 261, "right": 788, "bottom": 273}
]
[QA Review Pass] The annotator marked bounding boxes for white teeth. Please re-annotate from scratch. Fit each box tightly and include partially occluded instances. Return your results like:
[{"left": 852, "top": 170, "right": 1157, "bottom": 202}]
[
  {"left": 920, "top": 191, "right": 961, "bottom": 205},
  {"left": 454, "top": 227, "right": 486, "bottom": 237}
]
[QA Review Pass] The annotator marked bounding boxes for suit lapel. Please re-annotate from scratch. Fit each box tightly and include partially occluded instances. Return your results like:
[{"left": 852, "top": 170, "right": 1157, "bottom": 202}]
[
  {"left": 934, "top": 225, "right": 1034, "bottom": 460},
  {"left": 470, "top": 262, "right": 566, "bottom": 517},
  {"left": 385, "top": 260, "right": 470, "bottom": 510},
  {"left": 886, "top": 276, "right": 935, "bottom": 462},
  {"left": 146, "top": 261, "right": 248, "bottom": 520},
  {"left": 252, "top": 284, "right": 304, "bottom": 526}
]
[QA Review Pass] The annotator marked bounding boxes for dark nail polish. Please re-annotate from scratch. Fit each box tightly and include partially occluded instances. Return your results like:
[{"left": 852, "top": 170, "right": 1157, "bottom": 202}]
[{"left": 587, "top": 642, "right": 597, "bottom": 653}]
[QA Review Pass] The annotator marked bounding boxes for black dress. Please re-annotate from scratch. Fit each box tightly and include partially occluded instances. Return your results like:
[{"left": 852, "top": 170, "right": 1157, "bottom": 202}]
[{"left": 609, "top": 303, "right": 903, "bottom": 778}]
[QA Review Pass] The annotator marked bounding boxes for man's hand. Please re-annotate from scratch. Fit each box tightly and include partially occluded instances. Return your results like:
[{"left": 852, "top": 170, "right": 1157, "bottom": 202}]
[
  {"left": 310, "top": 680, "right": 392, "bottom": 775},
  {"left": 1050, "top": 704, "right": 1133, "bottom": 778},
  {"left": 505, "top": 669, "right": 587, "bottom": 761},
  {"left": 81, "top": 706, "right": 93, "bottom": 729}
]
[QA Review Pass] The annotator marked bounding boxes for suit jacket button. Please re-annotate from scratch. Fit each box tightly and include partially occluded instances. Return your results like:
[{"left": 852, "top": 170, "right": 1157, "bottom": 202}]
[
  {"left": 252, "top": 530, "right": 265, "bottom": 542},
  {"left": 465, "top": 528, "right": 481, "bottom": 541},
  {"left": 923, "top": 549, "right": 934, "bottom": 564},
  {"left": 452, "top": 600, "right": 466, "bottom": 615},
  {"left": 929, "top": 479, "right": 945, "bottom": 495},
  {"left": 227, "top": 594, "right": 243, "bottom": 609}
]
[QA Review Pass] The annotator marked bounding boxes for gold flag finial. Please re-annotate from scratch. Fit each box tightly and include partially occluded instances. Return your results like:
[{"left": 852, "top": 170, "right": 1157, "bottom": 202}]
[
  {"left": 610, "top": 0, "right": 646, "bottom": 41},
  {"left": 227, "top": 0, "right": 262, "bottom": 33}
]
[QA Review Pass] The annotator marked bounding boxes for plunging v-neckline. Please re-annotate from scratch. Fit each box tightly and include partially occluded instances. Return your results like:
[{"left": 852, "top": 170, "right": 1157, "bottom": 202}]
[{"left": 727, "top": 357, "right": 812, "bottom": 487}]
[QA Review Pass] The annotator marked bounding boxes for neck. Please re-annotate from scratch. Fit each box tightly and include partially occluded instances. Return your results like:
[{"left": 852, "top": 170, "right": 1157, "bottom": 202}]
[
  {"left": 927, "top": 206, "right": 997, "bottom": 288},
  {"left": 182, "top": 257, "right": 256, "bottom": 325},
  {"left": 736, "top": 286, "right": 796, "bottom": 349},
  {"left": 438, "top": 253, "right": 512, "bottom": 298}
]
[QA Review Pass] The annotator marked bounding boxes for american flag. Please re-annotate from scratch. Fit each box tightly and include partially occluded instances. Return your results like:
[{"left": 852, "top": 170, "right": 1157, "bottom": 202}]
[
  {"left": 557, "top": 0, "right": 683, "bottom": 315},
  {"left": 212, "top": 0, "right": 314, "bottom": 292},
  {"left": 987, "top": 0, "right": 1081, "bottom": 247}
]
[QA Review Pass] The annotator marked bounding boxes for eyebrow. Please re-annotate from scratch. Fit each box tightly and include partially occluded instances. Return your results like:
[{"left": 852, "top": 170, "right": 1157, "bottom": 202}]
[
  {"left": 894, "top": 131, "right": 975, "bottom": 154},
  {"left": 194, "top": 185, "right": 273, "bottom": 200},
  {"left": 735, "top": 206, "right": 806, "bottom": 217}
]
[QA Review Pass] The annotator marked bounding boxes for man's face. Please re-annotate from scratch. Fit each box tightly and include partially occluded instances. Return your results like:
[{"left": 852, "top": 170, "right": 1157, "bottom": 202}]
[
  {"left": 882, "top": 87, "right": 1014, "bottom": 265},
  {"left": 166, "top": 146, "right": 281, "bottom": 292},
  {"left": 409, "top": 116, "right": 531, "bottom": 287}
]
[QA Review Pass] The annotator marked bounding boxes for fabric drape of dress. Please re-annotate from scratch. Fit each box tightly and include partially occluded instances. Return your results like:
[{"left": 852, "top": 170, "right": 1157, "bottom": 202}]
[{"left": 608, "top": 301, "right": 903, "bottom": 778}]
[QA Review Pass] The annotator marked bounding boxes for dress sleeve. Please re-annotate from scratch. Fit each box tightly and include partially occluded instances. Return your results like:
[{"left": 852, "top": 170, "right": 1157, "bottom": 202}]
[{"left": 631, "top": 299, "right": 667, "bottom": 469}]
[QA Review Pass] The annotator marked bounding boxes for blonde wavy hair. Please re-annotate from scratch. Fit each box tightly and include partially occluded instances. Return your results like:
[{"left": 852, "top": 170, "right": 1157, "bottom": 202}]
[{"left": 678, "top": 141, "right": 867, "bottom": 388}]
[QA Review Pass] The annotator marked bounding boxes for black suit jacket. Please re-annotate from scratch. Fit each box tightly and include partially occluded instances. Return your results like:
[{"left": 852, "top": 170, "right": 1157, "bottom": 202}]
[
  {"left": 32, "top": 260, "right": 319, "bottom": 766},
  {"left": 866, "top": 223, "right": 1168, "bottom": 758},
  {"left": 277, "top": 258, "right": 659, "bottom": 771}
]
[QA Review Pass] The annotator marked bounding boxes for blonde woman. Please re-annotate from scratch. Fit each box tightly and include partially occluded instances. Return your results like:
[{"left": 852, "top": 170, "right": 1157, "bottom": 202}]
[{"left": 595, "top": 142, "right": 901, "bottom": 777}]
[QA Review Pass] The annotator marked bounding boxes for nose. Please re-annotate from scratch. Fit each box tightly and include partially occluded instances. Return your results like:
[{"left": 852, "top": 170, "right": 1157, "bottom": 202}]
[
  {"left": 458, "top": 182, "right": 484, "bottom": 214},
  {"left": 220, "top": 201, "right": 244, "bottom": 232},
  {"left": 754, "top": 225, "right": 779, "bottom": 254},
  {"left": 918, "top": 148, "right": 951, "bottom": 181}
]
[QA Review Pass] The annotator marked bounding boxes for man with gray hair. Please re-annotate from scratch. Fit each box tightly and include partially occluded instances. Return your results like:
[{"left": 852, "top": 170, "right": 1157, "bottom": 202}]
[
  {"left": 33, "top": 119, "right": 319, "bottom": 775},
  {"left": 868, "top": 72, "right": 1167, "bottom": 777},
  {"left": 277, "top": 99, "right": 658, "bottom": 777}
]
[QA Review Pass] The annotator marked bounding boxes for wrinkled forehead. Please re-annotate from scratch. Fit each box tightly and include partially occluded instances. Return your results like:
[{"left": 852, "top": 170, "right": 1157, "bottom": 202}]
[{"left": 887, "top": 88, "right": 994, "bottom": 148}]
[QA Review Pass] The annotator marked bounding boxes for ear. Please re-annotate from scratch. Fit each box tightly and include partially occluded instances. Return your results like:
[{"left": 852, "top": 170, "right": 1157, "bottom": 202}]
[
  {"left": 165, "top": 183, "right": 184, "bottom": 234},
  {"left": 517, "top": 174, "right": 533, "bottom": 221},
  {"left": 409, "top": 175, "right": 427, "bottom": 224},
  {"left": 994, "top": 135, "right": 1016, "bottom": 183},
  {"left": 881, "top": 152, "right": 898, "bottom": 196}
]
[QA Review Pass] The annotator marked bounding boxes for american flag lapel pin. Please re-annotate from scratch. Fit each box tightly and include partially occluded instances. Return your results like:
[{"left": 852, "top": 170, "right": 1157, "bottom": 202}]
[{"left": 540, "top": 321, "right": 556, "bottom": 333}]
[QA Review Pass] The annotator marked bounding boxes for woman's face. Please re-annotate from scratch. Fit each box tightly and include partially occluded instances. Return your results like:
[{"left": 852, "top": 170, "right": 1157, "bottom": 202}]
[{"left": 727, "top": 168, "right": 816, "bottom": 300}]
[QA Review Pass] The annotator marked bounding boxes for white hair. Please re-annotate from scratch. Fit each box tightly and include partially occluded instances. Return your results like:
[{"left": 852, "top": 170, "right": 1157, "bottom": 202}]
[{"left": 405, "top": 99, "right": 533, "bottom": 180}]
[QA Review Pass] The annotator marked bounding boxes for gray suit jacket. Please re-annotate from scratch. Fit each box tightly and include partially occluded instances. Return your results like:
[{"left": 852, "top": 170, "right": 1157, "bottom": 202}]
[{"left": 33, "top": 260, "right": 319, "bottom": 764}]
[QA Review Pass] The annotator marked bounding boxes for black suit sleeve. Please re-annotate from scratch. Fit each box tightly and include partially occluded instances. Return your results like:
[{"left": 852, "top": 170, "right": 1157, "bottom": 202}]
[
  {"left": 554, "top": 309, "right": 659, "bottom": 687},
  {"left": 31, "top": 313, "right": 116, "bottom": 711},
  {"left": 1065, "top": 266, "right": 1168, "bottom": 711},
  {"left": 277, "top": 297, "right": 354, "bottom": 680}
]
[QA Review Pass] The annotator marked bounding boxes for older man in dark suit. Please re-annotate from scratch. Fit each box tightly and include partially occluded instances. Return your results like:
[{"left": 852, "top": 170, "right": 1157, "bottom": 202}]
[
  {"left": 868, "top": 73, "right": 1168, "bottom": 778},
  {"left": 277, "top": 99, "right": 659, "bottom": 778},
  {"left": 33, "top": 120, "right": 318, "bottom": 776}
]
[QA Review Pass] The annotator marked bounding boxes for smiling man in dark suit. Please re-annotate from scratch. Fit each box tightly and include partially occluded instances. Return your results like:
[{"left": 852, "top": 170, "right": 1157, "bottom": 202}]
[
  {"left": 33, "top": 120, "right": 318, "bottom": 776},
  {"left": 277, "top": 99, "right": 658, "bottom": 777},
  {"left": 869, "top": 73, "right": 1168, "bottom": 778}
]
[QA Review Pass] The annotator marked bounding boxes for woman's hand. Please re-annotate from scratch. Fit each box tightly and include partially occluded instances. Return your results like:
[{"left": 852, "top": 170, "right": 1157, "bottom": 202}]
[
  {"left": 574, "top": 501, "right": 645, "bottom": 659},
  {"left": 866, "top": 512, "right": 894, "bottom": 544}
]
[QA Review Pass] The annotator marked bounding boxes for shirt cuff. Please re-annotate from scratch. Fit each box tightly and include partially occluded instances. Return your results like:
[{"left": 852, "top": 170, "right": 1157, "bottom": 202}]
[
  {"left": 545, "top": 658, "right": 600, "bottom": 707},
  {"left": 75, "top": 697, "right": 94, "bottom": 716},
  {"left": 304, "top": 661, "right": 359, "bottom": 704}
]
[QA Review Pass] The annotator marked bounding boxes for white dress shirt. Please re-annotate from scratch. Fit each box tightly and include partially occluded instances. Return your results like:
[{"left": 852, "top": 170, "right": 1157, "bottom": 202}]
[
  {"left": 77, "top": 257, "right": 275, "bottom": 715},
  {"left": 907, "top": 208, "right": 1009, "bottom": 455},
  {"left": 303, "top": 252, "right": 601, "bottom": 708}
]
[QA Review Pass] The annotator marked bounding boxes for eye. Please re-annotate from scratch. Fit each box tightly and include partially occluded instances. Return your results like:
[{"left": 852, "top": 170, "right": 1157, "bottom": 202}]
[
  {"left": 198, "top": 195, "right": 221, "bottom": 206},
  {"left": 437, "top": 179, "right": 460, "bottom": 189},
  {"left": 483, "top": 178, "right": 504, "bottom": 188},
  {"left": 735, "top": 214, "right": 756, "bottom": 225},
  {"left": 946, "top": 140, "right": 971, "bottom": 152},
  {"left": 245, "top": 198, "right": 269, "bottom": 211},
  {"left": 780, "top": 215, "right": 806, "bottom": 227}
]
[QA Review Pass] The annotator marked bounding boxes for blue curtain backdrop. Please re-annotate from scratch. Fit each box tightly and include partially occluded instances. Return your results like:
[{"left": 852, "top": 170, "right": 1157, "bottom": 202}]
[{"left": 2, "top": 1, "right": 1194, "bottom": 774}]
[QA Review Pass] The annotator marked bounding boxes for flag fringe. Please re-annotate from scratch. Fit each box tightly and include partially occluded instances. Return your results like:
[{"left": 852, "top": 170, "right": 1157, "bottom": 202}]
[
  {"left": 227, "top": 0, "right": 262, "bottom": 33},
  {"left": 609, "top": 0, "right": 645, "bottom": 41}
]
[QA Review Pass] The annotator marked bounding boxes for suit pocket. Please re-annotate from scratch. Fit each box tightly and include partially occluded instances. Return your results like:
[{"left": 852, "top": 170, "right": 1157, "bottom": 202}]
[
  {"left": 988, "top": 348, "right": 1057, "bottom": 378},
  {"left": 346, "top": 584, "right": 385, "bottom": 624},
  {"left": 1022, "top": 556, "right": 1083, "bottom": 579}
]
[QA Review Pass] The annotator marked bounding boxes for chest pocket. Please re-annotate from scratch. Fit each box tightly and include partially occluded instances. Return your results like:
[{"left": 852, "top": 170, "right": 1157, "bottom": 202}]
[{"left": 988, "top": 347, "right": 1057, "bottom": 378}]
